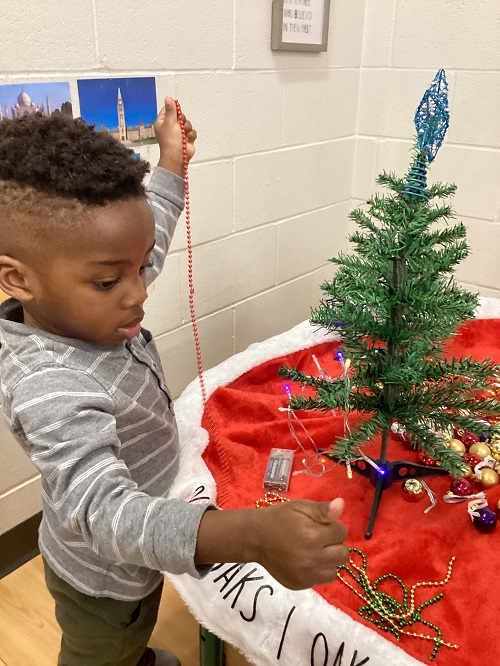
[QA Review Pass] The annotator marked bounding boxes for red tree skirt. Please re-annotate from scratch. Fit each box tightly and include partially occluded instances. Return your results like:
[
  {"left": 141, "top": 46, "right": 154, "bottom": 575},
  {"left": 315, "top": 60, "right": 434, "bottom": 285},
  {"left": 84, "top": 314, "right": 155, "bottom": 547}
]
[{"left": 202, "top": 318, "right": 500, "bottom": 665}]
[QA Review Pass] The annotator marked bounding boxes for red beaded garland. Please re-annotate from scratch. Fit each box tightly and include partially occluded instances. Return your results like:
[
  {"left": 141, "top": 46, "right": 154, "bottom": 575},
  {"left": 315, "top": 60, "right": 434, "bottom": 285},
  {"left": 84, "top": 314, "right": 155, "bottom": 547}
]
[{"left": 418, "top": 453, "right": 436, "bottom": 466}]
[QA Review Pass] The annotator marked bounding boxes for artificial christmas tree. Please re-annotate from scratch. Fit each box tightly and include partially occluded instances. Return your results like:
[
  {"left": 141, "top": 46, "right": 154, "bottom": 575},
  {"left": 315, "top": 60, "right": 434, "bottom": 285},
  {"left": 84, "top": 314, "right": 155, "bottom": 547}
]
[{"left": 279, "top": 70, "right": 500, "bottom": 537}]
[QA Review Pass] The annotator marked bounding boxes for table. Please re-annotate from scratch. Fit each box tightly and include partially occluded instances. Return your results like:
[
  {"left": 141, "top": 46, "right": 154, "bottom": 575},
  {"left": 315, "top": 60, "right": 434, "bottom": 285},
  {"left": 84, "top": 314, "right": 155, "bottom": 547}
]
[{"left": 166, "top": 297, "right": 500, "bottom": 666}]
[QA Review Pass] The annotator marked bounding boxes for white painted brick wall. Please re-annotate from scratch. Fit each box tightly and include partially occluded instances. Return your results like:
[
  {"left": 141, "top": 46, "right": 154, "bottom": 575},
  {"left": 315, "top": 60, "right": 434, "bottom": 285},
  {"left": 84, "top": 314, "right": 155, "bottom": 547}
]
[
  {"left": 1, "top": 0, "right": 498, "bottom": 533},
  {"left": 355, "top": 0, "right": 500, "bottom": 299}
]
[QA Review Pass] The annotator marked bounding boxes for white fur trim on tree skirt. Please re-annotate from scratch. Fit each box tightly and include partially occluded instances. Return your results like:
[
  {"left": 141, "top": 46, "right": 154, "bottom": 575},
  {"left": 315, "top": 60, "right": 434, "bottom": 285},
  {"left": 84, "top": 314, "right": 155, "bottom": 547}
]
[{"left": 165, "top": 297, "right": 499, "bottom": 665}]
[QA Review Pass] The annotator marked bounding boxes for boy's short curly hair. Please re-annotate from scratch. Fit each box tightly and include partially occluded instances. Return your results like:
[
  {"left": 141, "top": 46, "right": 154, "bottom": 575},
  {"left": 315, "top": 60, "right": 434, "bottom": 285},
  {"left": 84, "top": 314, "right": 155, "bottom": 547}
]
[
  {"left": 0, "top": 114, "right": 152, "bottom": 262},
  {"left": 0, "top": 113, "right": 150, "bottom": 205}
]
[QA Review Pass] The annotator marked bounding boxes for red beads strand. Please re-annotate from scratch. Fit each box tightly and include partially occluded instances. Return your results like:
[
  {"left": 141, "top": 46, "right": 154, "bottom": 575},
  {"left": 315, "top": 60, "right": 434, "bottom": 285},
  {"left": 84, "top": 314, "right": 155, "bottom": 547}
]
[{"left": 175, "top": 99, "right": 230, "bottom": 507}]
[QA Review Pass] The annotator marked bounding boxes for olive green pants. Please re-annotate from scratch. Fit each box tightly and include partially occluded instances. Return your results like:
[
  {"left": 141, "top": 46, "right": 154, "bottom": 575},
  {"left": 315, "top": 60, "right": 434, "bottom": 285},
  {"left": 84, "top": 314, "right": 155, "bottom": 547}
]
[{"left": 43, "top": 559, "right": 163, "bottom": 666}]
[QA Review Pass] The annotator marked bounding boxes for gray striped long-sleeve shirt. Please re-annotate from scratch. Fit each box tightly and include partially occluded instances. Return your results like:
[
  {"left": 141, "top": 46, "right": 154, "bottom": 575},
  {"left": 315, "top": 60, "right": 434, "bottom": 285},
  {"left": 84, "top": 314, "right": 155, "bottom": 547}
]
[{"left": 0, "top": 168, "right": 212, "bottom": 600}]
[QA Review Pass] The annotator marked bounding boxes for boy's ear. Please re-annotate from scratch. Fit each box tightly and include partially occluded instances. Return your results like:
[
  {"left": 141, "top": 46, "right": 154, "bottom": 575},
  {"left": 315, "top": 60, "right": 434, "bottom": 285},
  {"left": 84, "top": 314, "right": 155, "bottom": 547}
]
[{"left": 0, "top": 255, "right": 36, "bottom": 302}]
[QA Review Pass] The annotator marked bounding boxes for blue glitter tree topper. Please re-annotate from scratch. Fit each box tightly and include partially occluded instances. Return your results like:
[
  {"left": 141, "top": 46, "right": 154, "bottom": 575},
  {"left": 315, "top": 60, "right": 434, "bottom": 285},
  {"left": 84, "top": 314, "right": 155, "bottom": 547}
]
[{"left": 414, "top": 69, "right": 450, "bottom": 163}]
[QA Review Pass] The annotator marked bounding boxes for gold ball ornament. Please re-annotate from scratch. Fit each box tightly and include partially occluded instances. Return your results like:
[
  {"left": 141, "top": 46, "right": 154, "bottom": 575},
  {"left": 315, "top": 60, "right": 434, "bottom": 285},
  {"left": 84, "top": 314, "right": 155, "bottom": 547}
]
[
  {"left": 479, "top": 467, "right": 499, "bottom": 489},
  {"left": 447, "top": 439, "right": 466, "bottom": 455},
  {"left": 460, "top": 464, "right": 473, "bottom": 478},
  {"left": 469, "top": 442, "right": 491, "bottom": 460},
  {"left": 489, "top": 441, "right": 500, "bottom": 461},
  {"left": 436, "top": 429, "right": 453, "bottom": 443},
  {"left": 402, "top": 478, "right": 426, "bottom": 502}
]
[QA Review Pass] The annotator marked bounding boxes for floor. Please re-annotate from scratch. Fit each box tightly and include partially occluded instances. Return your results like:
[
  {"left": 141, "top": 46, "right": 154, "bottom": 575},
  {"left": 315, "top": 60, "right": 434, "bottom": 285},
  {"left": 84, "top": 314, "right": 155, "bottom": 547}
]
[{"left": 0, "top": 555, "right": 253, "bottom": 666}]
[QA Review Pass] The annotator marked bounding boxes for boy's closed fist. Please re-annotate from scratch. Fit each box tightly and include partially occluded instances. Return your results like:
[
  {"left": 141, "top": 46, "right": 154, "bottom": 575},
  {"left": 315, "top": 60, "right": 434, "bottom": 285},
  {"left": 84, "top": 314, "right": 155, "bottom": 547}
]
[
  {"left": 155, "top": 97, "right": 197, "bottom": 177},
  {"left": 245, "top": 498, "right": 349, "bottom": 590},
  {"left": 196, "top": 497, "right": 349, "bottom": 591}
]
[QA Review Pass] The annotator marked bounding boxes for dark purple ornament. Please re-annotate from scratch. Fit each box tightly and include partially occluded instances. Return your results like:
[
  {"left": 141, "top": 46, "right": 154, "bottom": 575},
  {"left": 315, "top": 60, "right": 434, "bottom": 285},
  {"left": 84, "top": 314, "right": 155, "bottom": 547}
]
[
  {"left": 472, "top": 507, "right": 497, "bottom": 533},
  {"left": 450, "top": 478, "right": 472, "bottom": 497}
]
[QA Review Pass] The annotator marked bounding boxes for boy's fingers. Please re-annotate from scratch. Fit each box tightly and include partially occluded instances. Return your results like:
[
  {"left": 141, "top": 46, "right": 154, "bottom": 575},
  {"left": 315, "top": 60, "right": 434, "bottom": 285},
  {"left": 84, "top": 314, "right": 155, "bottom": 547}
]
[
  {"left": 161, "top": 98, "right": 195, "bottom": 140},
  {"left": 307, "top": 498, "right": 345, "bottom": 523},
  {"left": 323, "top": 543, "right": 350, "bottom": 568},
  {"left": 327, "top": 497, "right": 345, "bottom": 521},
  {"left": 165, "top": 97, "right": 178, "bottom": 116},
  {"left": 163, "top": 96, "right": 175, "bottom": 109},
  {"left": 314, "top": 498, "right": 348, "bottom": 542},
  {"left": 156, "top": 97, "right": 178, "bottom": 126}
]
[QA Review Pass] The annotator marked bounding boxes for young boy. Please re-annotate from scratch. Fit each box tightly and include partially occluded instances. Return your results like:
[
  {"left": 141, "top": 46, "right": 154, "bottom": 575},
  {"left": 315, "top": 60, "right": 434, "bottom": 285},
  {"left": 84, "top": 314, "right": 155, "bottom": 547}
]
[{"left": 0, "top": 100, "right": 349, "bottom": 666}]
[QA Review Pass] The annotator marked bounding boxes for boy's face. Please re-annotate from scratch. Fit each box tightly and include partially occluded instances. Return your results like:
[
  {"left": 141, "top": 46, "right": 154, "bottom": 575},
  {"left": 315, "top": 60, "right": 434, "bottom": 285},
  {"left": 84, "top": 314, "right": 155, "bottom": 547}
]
[{"left": 23, "top": 196, "right": 156, "bottom": 347}]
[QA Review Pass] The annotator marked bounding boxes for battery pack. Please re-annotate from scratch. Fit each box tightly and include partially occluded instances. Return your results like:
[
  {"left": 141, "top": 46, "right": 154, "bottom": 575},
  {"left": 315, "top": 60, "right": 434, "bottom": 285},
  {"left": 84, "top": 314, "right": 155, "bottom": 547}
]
[{"left": 262, "top": 448, "right": 294, "bottom": 493}]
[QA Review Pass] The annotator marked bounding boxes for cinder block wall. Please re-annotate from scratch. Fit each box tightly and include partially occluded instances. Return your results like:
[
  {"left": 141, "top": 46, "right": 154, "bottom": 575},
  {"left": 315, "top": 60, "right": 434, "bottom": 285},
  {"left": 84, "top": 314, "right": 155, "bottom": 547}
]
[
  {"left": 0, "top": 0, "right": 363, "bottom": 534},
  {"left": 353, "top": 0, "right": 500, "bottom": 300}
]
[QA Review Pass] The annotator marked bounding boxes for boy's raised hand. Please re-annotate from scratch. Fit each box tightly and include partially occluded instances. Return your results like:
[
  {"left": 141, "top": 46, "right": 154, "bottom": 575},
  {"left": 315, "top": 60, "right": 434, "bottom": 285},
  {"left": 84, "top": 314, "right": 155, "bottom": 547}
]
[
  {"left": 196, "top": 497, "right": 349, "bottom": 590},
  {"left": 154, "top": 97, "right": 197, "bottom": 177}
]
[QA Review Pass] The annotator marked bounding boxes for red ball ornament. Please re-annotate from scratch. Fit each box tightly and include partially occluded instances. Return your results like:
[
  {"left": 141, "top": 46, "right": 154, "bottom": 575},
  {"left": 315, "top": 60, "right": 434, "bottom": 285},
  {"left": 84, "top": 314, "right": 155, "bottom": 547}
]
[
  {"left": 461, "top": 432, "right": 480, "bottom": 449},
  {"left": 464, "top": 453, "right": 482, "bottom": 469},
  {"left": 450, "top": 478, "right": 472, "bottom": 497},
  {"left": 420, "top": 454, "right": 436, "bottom": 466}
]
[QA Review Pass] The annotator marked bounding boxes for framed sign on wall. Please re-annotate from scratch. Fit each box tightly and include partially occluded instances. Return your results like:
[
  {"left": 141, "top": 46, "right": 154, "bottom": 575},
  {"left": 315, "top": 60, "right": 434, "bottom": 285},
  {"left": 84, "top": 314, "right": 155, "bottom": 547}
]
[{"left": 271, "top": 0, "right": 331, "bottom": 52}]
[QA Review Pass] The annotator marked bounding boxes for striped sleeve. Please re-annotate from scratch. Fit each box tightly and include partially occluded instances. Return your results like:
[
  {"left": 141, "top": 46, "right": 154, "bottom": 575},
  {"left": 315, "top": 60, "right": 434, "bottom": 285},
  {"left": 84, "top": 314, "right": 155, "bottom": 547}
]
[
  {"left": 145, "top": 167, "right": 185, "bottom": 286},
  {"left": 11, "top": 366, "right": 209, "bottom": 576}
]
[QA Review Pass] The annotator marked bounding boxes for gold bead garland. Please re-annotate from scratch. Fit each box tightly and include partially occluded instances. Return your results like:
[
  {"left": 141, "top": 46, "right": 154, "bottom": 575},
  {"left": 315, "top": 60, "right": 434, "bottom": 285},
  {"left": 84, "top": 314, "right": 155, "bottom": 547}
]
[
  {"left": 255, "top": 492, "right": 290, "bottom": 508},
  {"left": 255, "top": 496, "right": 460, "bottom": 659},
  {"left": 337, "top": 548, "right": 459, "bottom": 660}
]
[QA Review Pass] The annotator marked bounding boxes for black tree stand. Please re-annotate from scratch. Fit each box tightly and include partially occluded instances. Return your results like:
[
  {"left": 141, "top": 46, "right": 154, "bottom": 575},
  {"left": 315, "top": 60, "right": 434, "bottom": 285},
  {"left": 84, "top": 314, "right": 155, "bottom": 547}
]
[{"left": 328, "top": 427, "right": 448, "bottom": 539}]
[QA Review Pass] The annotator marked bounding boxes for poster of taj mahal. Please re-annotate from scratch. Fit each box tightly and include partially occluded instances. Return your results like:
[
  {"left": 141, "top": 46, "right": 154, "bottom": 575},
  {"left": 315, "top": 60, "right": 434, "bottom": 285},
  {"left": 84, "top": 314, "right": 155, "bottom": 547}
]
[
  {"left": 77, "top": 76, "right": 158, "bottom": 146},
  {"left": 0, "top": 82, "right": 73, "bottom": 121}
]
